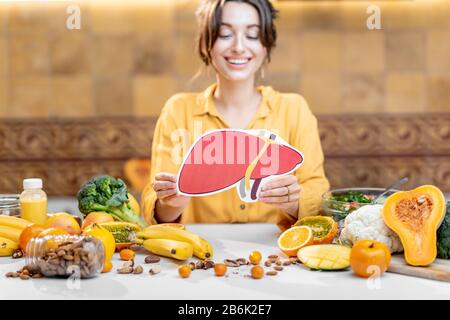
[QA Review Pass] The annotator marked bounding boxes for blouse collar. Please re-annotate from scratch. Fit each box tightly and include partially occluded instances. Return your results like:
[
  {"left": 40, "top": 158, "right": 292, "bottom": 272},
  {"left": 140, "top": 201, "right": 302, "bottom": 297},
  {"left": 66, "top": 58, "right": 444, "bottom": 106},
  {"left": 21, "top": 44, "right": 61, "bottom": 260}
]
[{"left": 194, "top": 83, "right": 279, "bottom": 120}]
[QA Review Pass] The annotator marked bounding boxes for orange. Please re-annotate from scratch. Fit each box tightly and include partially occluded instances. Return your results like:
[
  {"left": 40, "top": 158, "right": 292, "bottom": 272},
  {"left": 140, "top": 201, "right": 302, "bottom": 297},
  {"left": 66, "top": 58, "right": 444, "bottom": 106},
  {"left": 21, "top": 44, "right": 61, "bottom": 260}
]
[
  {"left": 19, "top": 224, "right": 46, "bottom": 252},
  {"left": 350, "top": 240, "right": 391, "bottom": 278},
  {"left": 277, "top": 226, "right": 314, "bottom": 257}
]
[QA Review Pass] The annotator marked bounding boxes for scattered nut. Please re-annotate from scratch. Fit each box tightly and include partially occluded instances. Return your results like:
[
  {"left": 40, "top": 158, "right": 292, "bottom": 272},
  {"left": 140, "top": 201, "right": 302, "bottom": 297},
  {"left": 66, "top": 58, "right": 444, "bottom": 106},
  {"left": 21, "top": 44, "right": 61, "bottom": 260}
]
[
  {"left": 275, "top": 260, "right": 283, "bottom": 266},
  {"left": 289, "top": 257, "right": 298, "bottom": 264},
  {"left": 268, "top": 255, "right": 278, "bottom": 259},
  {"left": 266, "top": 271, "right": 278, "bottom": 276},
  {"left": 122, "top": 260, "right": 134, "bottom": 268},
  {"left": 24, "top": 264, "right": 39, "bottom": 273},
  {"left": 12, "top": 249, "right": 23, "bottom": 259},
  {"left": 189, "top": 262, "right": 196, "bottom": 271},
  {"left": 133, "top": 265, "right": 143, "bottom": 274},
  {"left": 149, "top": 265, "right": 162, "bottom": 275},
  {"left": 282, "top": 261, "right": 291, "bottom": 266},
  {"left": 224, "top": 259, "right": 240, "bottom": 267},
  {"left": 117, "top": 266, "right": 133, "bottom": 274},
  {"left": 273, "top": 266, "right": 284, "bottom": 271},
  {"left": 195, "top": 261, "right": 204, "bottom": 269},
  {"left": 236, "top": 258, "right": 249, "bottom": 266},
  {"left": 203, "top": 260, "right": 215, "bottom": 269},
  {"left": 264, "top": 261, "right": 272, "bottom": 267},
  {"left": 144, "top": 255, "right": 161, "bottom": 264}
]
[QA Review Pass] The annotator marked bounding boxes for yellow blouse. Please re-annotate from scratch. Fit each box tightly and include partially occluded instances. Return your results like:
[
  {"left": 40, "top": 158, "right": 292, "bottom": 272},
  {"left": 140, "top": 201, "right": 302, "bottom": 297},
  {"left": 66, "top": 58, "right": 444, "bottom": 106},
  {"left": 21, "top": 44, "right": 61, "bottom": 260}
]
[{"left": 141, "top": 84, "right": 330, "bottom": 230}]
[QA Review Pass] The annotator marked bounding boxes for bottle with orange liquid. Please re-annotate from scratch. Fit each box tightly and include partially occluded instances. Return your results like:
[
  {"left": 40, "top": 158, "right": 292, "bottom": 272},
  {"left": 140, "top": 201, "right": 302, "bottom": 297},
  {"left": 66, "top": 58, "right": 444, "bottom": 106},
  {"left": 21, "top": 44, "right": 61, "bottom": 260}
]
[{"left": 19, "top": 178, "right": 48, "bottom": 225}]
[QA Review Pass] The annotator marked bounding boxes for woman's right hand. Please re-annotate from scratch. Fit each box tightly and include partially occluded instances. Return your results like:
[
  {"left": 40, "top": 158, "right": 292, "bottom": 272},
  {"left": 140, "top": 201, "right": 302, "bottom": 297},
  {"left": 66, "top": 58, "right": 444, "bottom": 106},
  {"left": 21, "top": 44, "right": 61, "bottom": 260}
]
[{"left": 152, "top": 172, "right": 190, "bottom": 209}]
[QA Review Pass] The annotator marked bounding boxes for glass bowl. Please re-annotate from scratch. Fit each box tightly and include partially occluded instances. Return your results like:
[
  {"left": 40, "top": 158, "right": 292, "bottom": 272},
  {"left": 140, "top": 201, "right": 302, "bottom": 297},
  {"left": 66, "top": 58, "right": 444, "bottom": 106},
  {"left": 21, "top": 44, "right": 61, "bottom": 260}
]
[{"left": 321, "top": 187, "right": 400, "bottom": 223}]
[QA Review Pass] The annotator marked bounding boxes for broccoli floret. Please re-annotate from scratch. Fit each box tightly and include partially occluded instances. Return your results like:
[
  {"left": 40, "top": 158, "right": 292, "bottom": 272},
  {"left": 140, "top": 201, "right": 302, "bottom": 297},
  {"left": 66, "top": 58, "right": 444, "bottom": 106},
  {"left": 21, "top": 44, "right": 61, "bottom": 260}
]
[{"left": 77, "top": 175, "right": 146, "bottom": 228}]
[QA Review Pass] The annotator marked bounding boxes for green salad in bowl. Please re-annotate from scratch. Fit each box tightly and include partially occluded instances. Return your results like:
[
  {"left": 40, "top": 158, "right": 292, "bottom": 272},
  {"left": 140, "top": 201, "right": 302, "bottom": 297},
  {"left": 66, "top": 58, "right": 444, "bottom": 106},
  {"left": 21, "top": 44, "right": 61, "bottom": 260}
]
[{"left": 321, "top": 188, "right": 400, "bottom": 222}]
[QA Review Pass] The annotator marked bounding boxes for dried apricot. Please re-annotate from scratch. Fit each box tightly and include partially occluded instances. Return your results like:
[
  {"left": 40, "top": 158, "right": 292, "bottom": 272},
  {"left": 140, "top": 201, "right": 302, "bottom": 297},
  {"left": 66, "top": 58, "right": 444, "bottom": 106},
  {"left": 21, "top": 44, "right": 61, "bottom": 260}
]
[
  {"left": 249, "top": 250, "right": 262, "bottom": 265},
  {"left": 119, "top": 249, "right": 135, "bottom": 261},
  {"left": 251, "top": 266, "right": 264, "bottom": 279},
  {"left": 102, "top": 261, "right": 113, "bottom": 273},
  {"left": 214, "top": 263, "right": 227, "bottom": 277},
  {"left": 178, "top": 264, "right": 191, "bottom": 278}
]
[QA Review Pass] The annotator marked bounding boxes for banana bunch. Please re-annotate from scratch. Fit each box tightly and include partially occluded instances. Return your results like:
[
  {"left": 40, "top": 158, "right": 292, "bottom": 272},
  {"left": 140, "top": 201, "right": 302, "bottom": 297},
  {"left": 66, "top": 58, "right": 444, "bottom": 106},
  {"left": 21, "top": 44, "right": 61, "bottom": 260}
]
[
  {"left": 136, "top": 225, "right": 213, "bottom": 261},
  {"left": 0, "top": 215, "right": 32, "bottom": 256}
]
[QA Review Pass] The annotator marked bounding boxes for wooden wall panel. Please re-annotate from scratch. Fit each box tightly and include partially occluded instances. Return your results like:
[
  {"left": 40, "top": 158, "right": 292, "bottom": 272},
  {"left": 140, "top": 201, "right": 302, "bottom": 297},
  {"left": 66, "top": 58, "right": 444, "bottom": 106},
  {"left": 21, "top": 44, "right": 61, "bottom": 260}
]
[{"left": 0, "top": 114, "right": 449, "bottom": 196}]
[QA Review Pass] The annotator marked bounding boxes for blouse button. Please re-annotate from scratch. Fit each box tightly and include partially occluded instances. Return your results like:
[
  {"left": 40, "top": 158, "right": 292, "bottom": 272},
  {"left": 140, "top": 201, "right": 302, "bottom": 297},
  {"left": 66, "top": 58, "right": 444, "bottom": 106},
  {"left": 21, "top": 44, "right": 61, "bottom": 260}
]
[{"left": 240, "top": 204, "right": 246, "bottom": 210}]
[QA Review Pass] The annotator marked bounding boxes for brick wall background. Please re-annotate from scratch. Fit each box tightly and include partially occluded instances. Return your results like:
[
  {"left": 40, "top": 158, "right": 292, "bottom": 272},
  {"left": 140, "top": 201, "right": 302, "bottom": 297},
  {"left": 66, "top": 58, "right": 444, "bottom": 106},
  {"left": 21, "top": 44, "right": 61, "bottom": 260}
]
[{"left": 0, "top": 0, "right": 449, "bottom": 119}]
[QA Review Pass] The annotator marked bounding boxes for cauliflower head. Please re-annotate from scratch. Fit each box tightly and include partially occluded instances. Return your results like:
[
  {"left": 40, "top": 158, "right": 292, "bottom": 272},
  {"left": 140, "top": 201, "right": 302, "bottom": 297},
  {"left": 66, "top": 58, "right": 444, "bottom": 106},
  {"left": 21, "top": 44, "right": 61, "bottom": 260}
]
[{"left": 340, "top": 204, "right": 403, "bottom": 253}]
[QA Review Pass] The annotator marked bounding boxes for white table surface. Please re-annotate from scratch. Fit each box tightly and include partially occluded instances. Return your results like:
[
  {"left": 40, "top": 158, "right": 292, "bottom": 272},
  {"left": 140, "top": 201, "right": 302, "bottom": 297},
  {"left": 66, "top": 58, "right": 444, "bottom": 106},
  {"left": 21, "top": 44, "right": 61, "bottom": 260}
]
[{"left": 1, "top": 223, "right": 449, "bottom": 300}]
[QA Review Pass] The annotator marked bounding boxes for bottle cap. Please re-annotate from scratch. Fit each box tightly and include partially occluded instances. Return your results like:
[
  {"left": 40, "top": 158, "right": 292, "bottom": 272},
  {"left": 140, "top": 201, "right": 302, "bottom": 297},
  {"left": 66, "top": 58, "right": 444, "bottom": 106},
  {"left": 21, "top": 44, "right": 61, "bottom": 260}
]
[{"left": 23, "top": 178, "right": 43, "bottom": 190}]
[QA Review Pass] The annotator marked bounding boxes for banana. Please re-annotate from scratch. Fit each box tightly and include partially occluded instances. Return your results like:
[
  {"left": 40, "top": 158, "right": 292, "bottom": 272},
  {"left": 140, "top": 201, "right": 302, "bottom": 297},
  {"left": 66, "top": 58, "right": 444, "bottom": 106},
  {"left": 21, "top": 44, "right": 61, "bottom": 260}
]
[
  {"left": 0, "top": 215, "right": 32, "bottom": 230},
  {"left": 198, "top": 237, "right": 214, "bottom": 260},
  {"left": 0, "top": 225, "right": 22, "bottom": 243},
  {"left": 0, "top": 237, "right": 19, "bottom": 256},
  {"left": 138, "top": 225, "right": 214, "bottom": 260},
  {"left": 141, "top": 238, "right": 193, "bottom": 260}
]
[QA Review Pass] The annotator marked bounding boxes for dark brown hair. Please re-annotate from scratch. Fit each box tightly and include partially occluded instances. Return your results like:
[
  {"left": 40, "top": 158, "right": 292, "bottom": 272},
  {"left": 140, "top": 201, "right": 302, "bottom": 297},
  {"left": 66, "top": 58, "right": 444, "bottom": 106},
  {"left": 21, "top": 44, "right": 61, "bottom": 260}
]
[{"left": 196, "top": 0, "right": 278, "bottom": 66}]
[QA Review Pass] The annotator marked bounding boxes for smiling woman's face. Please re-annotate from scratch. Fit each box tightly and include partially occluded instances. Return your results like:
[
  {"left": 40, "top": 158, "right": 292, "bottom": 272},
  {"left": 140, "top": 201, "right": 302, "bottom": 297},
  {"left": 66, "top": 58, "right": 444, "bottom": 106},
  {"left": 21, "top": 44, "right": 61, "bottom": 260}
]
[{"left": 210, "top": 1, "right": 267, "bottom": 82}]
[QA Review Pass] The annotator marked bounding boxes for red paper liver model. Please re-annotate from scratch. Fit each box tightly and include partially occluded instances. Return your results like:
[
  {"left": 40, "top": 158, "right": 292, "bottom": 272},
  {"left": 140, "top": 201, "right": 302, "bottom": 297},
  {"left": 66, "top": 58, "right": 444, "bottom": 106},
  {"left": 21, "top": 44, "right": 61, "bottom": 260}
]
[{"left": 177, "top": 130, "right": 303, "bottom": 201}]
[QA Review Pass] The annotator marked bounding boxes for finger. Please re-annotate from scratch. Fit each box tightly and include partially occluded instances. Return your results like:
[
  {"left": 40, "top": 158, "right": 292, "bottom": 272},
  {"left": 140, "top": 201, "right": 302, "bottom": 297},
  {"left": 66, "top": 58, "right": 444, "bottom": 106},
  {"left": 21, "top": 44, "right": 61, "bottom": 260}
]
[
  {"left": 153, "top": 181, "right": 177, "bottom": 192},
  {"left": 287, "top": 193, "right": 300, "bottom": 202},
  {"left": 156, "top": 189, "right": 177, "bottom": 199},
  {"left": 260, "top": 175, "right": 297, "bottom": 191},
  {"left": 259, "top": 195, "right": 289, "bottom": 204},
  {"left": 154, "top": 172, "right": 177, "bottom": 183},
  {"left": 260, "top": 192, "right": 300, "bottom": 204},
  {"left": 259, "top": 186, "right": 288, "bottom": 197},
  {"left": 288, "top": 184, "right": 301, "bottom": 195},
  {"left": 259, "top": 182, "right": 300, "bottom": 198}
]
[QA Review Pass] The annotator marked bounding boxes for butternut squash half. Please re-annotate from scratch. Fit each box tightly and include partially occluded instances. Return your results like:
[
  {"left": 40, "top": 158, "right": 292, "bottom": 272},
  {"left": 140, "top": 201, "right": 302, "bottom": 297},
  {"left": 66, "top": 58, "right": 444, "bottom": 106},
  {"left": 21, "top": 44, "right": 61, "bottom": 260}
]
[{"left": 382, "top": 185, "right": 446, "bottom": 266}]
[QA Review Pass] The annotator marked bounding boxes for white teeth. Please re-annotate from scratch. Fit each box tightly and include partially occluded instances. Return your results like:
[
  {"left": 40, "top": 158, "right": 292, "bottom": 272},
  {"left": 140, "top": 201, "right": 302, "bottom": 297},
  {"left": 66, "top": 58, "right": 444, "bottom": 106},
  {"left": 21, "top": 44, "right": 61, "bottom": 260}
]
[{"left": 227, "top": 58, "right": 249, "bottom": 65}]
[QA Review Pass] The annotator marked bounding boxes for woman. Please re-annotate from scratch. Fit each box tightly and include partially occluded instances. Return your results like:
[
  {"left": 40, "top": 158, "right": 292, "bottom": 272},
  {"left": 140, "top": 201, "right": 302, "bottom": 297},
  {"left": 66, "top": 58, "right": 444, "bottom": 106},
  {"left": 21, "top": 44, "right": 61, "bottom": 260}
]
[{"left": 141, "top": 0, "right": 329, "bottom": 230}]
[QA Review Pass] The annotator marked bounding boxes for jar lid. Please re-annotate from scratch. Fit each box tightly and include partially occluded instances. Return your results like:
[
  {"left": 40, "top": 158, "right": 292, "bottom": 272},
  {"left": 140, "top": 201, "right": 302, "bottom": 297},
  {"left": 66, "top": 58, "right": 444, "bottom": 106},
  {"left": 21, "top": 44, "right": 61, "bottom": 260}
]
[
  {"left": 23, "top": 178, "right": 43, "bottom": 190},
  {"left": 0, "top": 194, "right": 20, "bottom": 208}
]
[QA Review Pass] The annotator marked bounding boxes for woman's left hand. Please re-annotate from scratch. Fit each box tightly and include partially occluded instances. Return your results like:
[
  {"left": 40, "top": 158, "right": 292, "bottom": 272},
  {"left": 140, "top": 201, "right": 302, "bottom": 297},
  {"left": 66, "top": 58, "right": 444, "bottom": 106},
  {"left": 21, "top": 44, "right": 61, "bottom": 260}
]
[{"left": 258, "top": 175, "right": 301, "bottom": 218}]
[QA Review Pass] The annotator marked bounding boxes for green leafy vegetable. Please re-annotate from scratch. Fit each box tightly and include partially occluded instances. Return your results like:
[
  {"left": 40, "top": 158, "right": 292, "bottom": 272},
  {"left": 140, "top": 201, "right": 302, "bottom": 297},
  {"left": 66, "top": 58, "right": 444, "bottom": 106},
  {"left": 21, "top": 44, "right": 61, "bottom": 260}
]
[
  {"left": 437, "top": 201, "right": 450, "bottom": 259},
  {"left": 330, "top": 191, "right": 373, "bottom": 204},
  {"left": 77, "top": 175, "right": 147, "bottom": 228},
  {"left": 327, "top": 191, "right": 375, "bottom": 220}
]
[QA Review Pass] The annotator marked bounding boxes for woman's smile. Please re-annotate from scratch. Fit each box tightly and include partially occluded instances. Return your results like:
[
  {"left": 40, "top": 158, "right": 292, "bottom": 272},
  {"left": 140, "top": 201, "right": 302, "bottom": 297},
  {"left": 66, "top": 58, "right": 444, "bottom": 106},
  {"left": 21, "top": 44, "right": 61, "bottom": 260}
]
[{"left": 224, "top": 56, "right": 253, "bottom": 69}]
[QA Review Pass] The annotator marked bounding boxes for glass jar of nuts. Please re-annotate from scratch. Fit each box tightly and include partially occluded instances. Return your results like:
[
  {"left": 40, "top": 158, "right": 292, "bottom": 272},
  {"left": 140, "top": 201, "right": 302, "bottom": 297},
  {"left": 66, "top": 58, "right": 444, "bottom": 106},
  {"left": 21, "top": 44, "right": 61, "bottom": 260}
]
[{"left": 25, "top": 235, "right": 104, "bottom": 278}]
